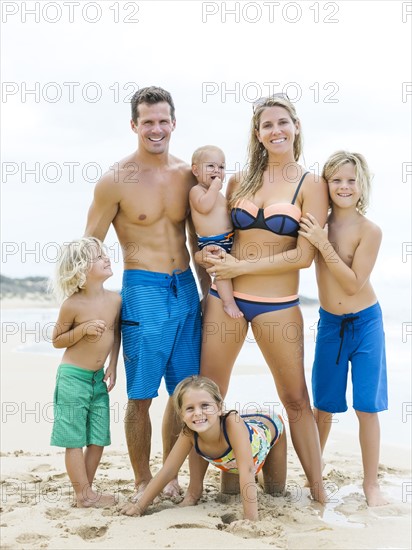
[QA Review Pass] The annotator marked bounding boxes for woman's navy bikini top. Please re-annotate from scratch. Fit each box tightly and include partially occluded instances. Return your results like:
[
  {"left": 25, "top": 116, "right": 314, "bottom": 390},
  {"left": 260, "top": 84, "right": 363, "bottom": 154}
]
[{"left": 231, "top": 171, "right": 309, "bottom": 238}]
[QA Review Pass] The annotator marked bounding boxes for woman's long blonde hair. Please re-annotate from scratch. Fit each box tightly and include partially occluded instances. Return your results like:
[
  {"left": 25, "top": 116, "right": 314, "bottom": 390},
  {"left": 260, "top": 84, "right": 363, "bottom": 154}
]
[{"left": 229, "top": 97, "right": 302, "bottom": 208}]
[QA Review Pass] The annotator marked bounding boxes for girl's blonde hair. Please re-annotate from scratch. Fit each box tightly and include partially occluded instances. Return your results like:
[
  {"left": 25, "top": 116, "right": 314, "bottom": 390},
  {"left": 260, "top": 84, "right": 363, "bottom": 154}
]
[
  {"left": 229, "top": 96, "right": 302, "bottom": 208},
  {"left": 173, "top": 376, "right": 223, "bottom": 435},
  {"left": 322, "top": 150, "right": 371, "bottom": 214},
  {"left": 52, "top": 237, "right": 106, "bottom": 301}
]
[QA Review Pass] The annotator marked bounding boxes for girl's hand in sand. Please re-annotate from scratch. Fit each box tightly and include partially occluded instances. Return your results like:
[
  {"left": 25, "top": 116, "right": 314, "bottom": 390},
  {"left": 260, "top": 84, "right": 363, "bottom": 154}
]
[
  {"left": 298, "top": 213, "right": 329, "bottom": 249},
  {"left": 120, "top": 501, "right": 143, "bottom": 517}
]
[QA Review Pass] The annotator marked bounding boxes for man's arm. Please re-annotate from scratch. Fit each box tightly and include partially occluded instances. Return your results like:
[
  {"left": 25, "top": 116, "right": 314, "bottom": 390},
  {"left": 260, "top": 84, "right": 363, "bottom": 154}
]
[
  {"left": 84, "top": 172, "right": 120, "bottom": 240},
  {"left": 186, "top": 214, "right": 211, "bottom": 302}
]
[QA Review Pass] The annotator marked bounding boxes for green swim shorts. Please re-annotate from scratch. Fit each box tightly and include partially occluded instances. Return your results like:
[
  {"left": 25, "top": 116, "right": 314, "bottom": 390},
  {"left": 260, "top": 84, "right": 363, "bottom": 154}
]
[{"left": 50, "top": 364, "right": 110, "bottom": 448}]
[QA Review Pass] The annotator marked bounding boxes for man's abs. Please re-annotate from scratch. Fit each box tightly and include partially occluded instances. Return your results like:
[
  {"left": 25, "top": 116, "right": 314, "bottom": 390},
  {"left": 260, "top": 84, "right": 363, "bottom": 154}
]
[{"left": 117, "top": 223, "right": 190, "bottom": 274}]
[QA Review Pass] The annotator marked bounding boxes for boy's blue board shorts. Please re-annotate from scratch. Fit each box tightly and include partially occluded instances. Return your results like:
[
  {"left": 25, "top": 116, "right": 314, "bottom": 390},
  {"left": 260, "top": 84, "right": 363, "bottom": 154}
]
[{"left": 312, "top": 302, "right": 388, "bottom": 413}]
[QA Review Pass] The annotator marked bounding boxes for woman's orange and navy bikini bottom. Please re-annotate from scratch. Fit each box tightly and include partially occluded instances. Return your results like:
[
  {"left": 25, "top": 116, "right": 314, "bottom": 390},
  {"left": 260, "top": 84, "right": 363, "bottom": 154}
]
[{"left": 209, "top": 286, "right": 299, "bottom": 322}]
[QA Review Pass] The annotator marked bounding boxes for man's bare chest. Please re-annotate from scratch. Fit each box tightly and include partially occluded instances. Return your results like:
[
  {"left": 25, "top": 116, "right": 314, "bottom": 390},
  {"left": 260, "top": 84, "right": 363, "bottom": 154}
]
[{"left": 118, "top": 183, "right": 189, "bottom": 225}]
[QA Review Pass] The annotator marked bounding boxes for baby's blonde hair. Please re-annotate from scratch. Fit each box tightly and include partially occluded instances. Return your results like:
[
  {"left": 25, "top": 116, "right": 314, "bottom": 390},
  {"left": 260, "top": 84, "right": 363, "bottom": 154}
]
[
  {"left": 322, "top": 150, "right": 372, "bottom": 214},
  {"left": 173, "top": 376, "right": 223, "bottom": 435},
  {"left": 52, "top": 237, "right": 106, "bottom": 301},
  {"left": 191, "top": 145, "right": 224, "bottom": 166}
]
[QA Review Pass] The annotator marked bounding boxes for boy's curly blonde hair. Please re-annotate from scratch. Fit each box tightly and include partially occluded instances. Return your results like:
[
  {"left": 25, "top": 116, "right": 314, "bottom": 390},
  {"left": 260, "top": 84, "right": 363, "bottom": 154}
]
[{"left": 52, "top": 236, "right": 106, "bottom": 302}]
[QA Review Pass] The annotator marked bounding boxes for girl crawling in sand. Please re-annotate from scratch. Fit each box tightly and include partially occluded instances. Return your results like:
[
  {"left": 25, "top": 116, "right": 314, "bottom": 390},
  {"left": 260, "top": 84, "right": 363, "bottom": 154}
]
[{"left": 121, "top": 376, "right": 286, "bottom": 521}]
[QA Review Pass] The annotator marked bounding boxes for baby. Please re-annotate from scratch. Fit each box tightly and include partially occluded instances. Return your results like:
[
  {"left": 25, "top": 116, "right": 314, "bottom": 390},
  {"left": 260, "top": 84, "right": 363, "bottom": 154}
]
[{"left": 190, "top": 145, "right": 242, "bottom": 318}]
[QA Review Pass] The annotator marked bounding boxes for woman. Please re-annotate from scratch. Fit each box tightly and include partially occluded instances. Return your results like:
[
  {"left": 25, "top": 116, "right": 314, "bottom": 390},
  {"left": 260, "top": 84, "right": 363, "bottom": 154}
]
[{"left": 194, "top": 96, "right": 328, "bottom": 504}]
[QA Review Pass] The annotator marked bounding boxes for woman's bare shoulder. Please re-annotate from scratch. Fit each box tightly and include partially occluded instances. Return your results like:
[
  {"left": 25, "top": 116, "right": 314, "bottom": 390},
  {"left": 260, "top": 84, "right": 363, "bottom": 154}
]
[{"left": 227, "top": 172, "right": 245, "bottom": 199}]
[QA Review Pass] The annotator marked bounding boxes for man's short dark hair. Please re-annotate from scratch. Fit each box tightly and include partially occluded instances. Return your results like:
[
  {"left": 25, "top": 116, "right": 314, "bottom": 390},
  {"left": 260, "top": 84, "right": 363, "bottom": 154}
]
[{"left": 131, "top": 86, "right": 175, "bottom": 123}]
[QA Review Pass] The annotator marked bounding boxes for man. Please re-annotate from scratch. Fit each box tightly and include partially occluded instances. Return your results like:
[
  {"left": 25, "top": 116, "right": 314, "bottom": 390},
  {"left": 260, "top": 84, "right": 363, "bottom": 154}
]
[{"left": 85, "top": 86, "right": 206, "bottom": 499}]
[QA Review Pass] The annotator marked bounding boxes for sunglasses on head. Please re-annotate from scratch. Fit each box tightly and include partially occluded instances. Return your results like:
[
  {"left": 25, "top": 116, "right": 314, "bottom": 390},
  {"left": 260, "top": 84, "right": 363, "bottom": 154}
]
[{"left": 252, "top": 93, "right": 290, "bottom": 113}]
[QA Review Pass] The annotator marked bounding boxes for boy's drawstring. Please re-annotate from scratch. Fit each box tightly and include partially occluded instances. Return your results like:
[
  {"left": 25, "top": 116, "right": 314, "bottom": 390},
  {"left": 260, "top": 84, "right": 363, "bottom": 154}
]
[{"left": 336, "top": 316, "right": 359, "bottom": 364}]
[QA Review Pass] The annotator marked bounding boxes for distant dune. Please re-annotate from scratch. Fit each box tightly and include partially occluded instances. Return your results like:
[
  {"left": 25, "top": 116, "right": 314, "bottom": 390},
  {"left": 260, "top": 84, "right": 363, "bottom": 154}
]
[{"left": 0, "top": 274, "right": 51, "bottom": 299}]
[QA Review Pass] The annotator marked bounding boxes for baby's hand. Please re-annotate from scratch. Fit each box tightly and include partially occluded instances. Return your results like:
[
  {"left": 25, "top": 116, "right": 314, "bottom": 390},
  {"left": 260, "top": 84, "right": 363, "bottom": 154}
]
[
  {"left": 211, "top": 176, "right": 222, "bottom": 190},
  {"left": 83, "top": 320, "right": 107, "bottom": 340}
]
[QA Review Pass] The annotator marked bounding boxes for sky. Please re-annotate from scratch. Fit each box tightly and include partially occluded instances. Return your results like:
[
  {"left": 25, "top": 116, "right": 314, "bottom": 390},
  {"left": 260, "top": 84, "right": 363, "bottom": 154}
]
[{"left": 1, "top": 0, "right": 411, "bottom": 303}]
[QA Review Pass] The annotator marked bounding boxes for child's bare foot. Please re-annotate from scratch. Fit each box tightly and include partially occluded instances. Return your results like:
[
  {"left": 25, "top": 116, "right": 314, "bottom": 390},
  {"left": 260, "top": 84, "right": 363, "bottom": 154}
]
[
  {"left": 363, "top": 482, "right": 389, "bottom": 506},
  {"left": 162, "top": 479, "right": 182, "bottom": 499},
  {"left": 179, "top": 481, "right": 203, "bottom": 507},
  {"left": 77, "top": 492, "right": 116, "bottom": 508},
  {"left": 223, "top": 301, "right": 244, "bottom": 319},
  {"left": 179, "top": 494, "right": 200, "bottom": 507}
]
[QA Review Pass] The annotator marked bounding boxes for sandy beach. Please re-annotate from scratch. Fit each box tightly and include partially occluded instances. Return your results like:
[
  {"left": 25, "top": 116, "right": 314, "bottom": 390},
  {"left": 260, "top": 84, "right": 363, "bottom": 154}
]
[{"left": 1, "top": 302, "right": 411, "bottom": 549}]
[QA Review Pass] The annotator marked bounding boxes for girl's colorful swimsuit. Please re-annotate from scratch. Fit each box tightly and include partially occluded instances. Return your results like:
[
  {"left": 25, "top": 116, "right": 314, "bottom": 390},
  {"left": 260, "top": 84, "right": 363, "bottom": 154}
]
[{"left": 194, "top": 412, "right": 284, "bottom": 474}]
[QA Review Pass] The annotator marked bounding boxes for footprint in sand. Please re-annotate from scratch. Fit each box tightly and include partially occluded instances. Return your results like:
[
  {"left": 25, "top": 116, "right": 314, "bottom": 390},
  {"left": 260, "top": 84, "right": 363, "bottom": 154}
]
[
  {"left": 325, "top": 468, "right": 354, "bottom": 486},
  {"left": 30, "top": 464, "right": 54, "bottom": 473},
  {"left": 75, "top": 525, "right": 108, "bottom": 540},
  {"left": 48, "top": 472, "right": 66, "bottom": 481},
  {"left": 370, "top": 503, "right": 409, "bottom": 517},
  {"left": 44, "top": 508, "right": 69, "bottom": 520},
  {"left": 7, "top": 473, "right": 42, "bottom": 484},
  {"left": 168, "top": 523, "right": 210, "bottom": 530},
  {"left": 335, "top": 492, "right": 367, "bottom": 514},
  {"left": 224, "top": 519, "right": 284, "bottom": 538},
  {"left": 220, "top": 512, "right": 239, "bottom": 524},
  {"left": 215, "top": 492, "right": 234, "bottom": 504},
  {"left": 15, "top": 533, "right": 49, "bottom": 545},
  {"left": 144, "top": 501, "right": 176, "bottom": 515}
]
